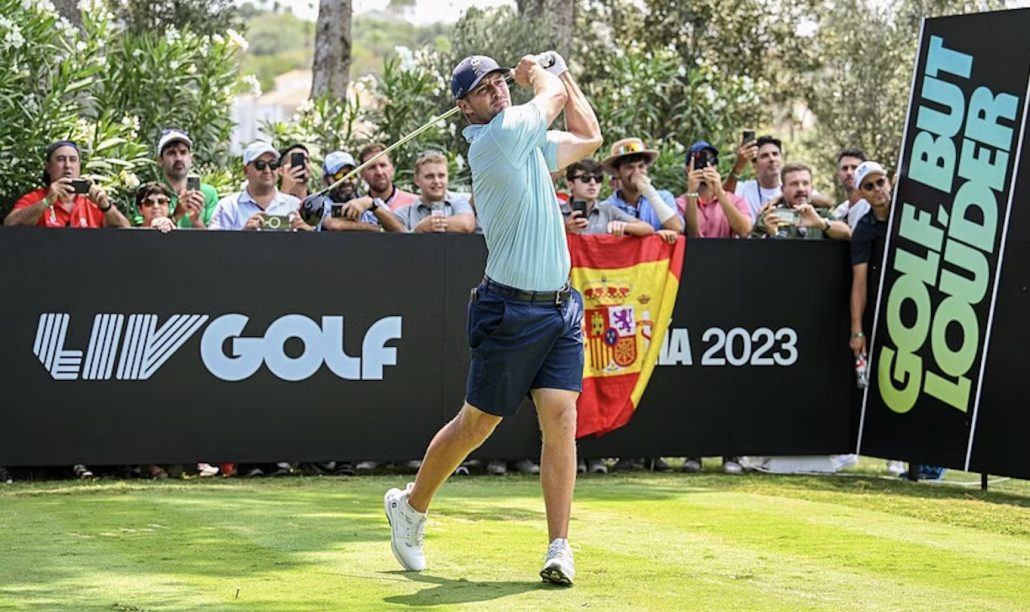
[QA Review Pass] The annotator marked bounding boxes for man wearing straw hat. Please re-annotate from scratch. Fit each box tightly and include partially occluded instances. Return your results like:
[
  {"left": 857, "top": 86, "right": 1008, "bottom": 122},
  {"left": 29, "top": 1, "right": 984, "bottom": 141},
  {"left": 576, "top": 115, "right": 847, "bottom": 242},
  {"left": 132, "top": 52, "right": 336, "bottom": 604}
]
[{"left": 600, "top": 137, "right": 683, "bottom": 243}]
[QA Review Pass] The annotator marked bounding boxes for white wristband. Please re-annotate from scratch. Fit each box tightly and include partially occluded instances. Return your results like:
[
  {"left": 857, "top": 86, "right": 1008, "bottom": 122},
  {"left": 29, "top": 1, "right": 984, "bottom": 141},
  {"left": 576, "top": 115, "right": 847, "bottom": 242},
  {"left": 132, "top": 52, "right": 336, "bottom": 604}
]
[{"left": 642, "top": 185, "right": 676, "bottom": 224}]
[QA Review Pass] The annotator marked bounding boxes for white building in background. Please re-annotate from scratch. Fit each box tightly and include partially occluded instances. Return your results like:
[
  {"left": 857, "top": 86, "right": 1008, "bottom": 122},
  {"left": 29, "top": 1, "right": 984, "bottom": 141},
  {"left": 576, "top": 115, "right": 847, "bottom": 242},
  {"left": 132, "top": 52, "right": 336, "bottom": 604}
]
[{"left": 230, "top": 69, "right": 313, "bottom": 153}]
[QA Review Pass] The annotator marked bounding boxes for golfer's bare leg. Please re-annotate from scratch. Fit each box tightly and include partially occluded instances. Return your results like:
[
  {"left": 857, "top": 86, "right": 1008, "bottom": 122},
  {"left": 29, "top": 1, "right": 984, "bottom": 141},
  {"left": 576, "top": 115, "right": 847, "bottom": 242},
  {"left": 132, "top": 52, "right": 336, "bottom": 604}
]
[
  {"left": 532, "top": 388, "right": 578, "bottom": 541},
  {"left": 407, "top": 403, "right": 501, "bottom": 513}
]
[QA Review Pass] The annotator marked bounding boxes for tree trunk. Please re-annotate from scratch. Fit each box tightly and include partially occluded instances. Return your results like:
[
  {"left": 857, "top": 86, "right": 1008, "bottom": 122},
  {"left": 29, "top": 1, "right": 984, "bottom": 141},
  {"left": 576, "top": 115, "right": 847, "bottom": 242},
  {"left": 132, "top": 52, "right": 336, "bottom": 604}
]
[
  {"left": 516, "top": 0, "right": 574, "bottom": 52},
  {"left": 52, "top": 0, "right": 82, "bottom": 29},
  {"left": 311, "top": 0, "right": 352, "bottom": 99}
]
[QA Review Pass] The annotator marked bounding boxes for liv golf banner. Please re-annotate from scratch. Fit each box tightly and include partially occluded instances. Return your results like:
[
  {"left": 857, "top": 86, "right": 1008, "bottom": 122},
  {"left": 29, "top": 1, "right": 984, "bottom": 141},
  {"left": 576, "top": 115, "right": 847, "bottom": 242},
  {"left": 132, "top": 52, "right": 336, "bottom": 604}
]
[{"left": 859, "top": 9, "right": 1030, "bottom": 478}]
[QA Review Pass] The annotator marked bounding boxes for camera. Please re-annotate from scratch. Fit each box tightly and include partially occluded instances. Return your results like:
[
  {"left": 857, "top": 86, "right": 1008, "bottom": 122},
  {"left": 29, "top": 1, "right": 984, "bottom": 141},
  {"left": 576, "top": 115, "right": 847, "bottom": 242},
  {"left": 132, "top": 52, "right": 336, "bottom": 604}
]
[
  {"left": 70, "top": 178, "right": 90, "bottom": 194},
  {"left": 571, "top": 199, "right": 588, "bottom": 216},
  {"left": 773, "top": 206, "right": 799, "bottom": 226},
  {"left": 261, "top": 214, "right": 291, "bottom": 230},
  {"left": 186, "top": 175, "right": 200, "bottom": 191}
]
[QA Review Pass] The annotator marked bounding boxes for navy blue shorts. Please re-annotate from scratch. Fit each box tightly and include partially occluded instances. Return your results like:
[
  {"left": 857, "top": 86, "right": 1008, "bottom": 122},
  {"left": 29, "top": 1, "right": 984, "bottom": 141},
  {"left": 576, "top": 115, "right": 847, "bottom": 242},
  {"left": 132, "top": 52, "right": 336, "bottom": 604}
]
[{"left": 465, "top": 278, "right": 584, "bottom": 417}]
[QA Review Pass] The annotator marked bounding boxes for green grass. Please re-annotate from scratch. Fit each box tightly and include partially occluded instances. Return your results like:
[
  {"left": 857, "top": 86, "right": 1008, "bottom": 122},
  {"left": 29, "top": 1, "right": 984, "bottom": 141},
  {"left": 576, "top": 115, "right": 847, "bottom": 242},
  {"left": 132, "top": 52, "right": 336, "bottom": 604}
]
[{"left": 1, "top": 464, "right": 1029, "bottom": 611}]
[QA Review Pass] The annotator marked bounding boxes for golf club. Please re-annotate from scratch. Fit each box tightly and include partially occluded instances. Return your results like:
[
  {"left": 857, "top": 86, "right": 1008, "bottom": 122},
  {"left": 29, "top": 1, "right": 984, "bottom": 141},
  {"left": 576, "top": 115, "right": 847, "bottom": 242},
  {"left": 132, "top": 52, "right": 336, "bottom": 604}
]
[{"left": 310, "top": 54, "right": 556, "bottom": 201}]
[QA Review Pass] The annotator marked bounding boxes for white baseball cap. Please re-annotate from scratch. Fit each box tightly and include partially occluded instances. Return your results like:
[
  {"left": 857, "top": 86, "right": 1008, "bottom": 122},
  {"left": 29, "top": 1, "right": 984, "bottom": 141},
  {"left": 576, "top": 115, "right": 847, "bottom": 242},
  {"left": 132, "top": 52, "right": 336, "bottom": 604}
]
[
  {"left": 243, "top": 141, "right": 279, "bottom": 165},
  {"left": 853, "top": 161, "right": 886, "bottom": 191},
  {"left": 156, "top": 128, "right": 192, "bottom": 156}
]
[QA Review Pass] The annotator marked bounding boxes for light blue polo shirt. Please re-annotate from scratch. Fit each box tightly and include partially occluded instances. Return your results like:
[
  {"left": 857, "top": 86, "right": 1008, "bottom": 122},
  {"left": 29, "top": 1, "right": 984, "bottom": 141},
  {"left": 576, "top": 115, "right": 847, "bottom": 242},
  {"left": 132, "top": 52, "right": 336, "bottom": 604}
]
[
  {"left": 462, "top": 103, "right": 569, "bottom": 291},
  {"left": 602, "top": 188, "right": 679, "bottom": 231},
  {"left": 208, "top": 189, "right": 300, "bottom": 230}
]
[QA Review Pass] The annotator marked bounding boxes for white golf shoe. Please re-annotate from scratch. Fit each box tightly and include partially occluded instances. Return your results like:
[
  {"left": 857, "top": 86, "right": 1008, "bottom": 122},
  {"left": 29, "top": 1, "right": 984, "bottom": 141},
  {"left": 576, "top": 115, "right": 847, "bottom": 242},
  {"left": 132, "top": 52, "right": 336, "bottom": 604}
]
[
  {"left": 384, "top": 484, "right": 427, "bottom": 571},
  {"left": 539, "top": 537, "right": 575, "bottom": 586}
]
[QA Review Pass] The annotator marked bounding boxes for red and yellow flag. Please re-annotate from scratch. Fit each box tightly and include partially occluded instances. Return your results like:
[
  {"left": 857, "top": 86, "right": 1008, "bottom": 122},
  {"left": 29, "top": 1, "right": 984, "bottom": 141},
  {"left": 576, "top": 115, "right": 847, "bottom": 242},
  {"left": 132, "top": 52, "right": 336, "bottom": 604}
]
[{"left": 568, "top": 234, "right": 685, "bottom": 438}]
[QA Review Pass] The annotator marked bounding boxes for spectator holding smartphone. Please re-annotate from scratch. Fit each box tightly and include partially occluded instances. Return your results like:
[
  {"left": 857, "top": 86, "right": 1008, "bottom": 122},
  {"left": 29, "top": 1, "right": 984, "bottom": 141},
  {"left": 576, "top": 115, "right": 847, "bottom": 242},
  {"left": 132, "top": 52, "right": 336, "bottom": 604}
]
[
  {"left": 677, "top": 140, "right": 752, "bottom": 238},
  {"left": 561, "top": 158, "right": 652, "bottom": 237},
  {"left": 148, "top": 128, "right": 219, "bottom": 228},
  {"left": 279, "top": 143, "right": 313, "bottom": 200},
  {"left": 393, "top": 150, "right": 476, "bottom": 233},
  {"left": 208, "top": 141, "right": 300, "bottom": 231},
  {"left": 750, "top": 161, "right": 850, "bottom": 240},
  {"left": 4, "top": 140, "right": 129, "bottom": 228}
]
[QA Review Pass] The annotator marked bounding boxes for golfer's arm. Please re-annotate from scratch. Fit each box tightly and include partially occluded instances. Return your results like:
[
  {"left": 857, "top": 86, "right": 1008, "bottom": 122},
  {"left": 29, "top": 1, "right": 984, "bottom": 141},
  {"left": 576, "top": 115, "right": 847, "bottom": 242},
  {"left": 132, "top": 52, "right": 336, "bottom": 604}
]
[
  {"left": 553, "top": 72, "right": 602, "bottom": 169},
  {"left": 528, "top": 67, "right": 567, "bottom": 126}
]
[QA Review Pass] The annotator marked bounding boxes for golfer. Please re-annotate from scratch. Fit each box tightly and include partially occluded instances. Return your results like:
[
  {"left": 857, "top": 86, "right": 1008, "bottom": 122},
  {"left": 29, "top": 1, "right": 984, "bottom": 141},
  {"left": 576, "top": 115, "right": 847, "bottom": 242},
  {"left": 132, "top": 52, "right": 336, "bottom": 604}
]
[{"left": 385, "top": 52, "right": 601, "bottom": 586}]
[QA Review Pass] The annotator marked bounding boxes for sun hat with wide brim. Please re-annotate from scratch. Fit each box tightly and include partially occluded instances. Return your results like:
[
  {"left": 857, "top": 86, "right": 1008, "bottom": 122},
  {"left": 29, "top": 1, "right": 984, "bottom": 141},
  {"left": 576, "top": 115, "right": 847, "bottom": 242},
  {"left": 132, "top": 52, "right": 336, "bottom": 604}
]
[{"left": 601, "top": 137, "right": 659, "bottom": 175}]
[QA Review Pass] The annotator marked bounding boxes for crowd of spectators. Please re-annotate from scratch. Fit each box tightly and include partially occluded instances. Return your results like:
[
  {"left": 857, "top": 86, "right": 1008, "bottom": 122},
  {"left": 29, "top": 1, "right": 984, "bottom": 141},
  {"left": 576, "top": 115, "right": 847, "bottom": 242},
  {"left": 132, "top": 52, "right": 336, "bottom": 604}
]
[{"left": 2, "top": 118, "right": 908, "bottom": 481}]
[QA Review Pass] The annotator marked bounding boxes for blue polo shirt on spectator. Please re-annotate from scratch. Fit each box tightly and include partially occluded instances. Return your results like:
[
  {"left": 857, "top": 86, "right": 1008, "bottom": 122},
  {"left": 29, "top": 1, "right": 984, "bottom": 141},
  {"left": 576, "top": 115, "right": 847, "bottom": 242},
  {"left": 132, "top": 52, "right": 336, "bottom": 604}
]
[
  {"left": 208, "top": 189, "right": 300, "bottom": 230},
  {"left": 602, "top": 188, "right": 679, "bottom": 230},
  {"left": 462, "top": 103, "right": 569, "bottom": 291}
]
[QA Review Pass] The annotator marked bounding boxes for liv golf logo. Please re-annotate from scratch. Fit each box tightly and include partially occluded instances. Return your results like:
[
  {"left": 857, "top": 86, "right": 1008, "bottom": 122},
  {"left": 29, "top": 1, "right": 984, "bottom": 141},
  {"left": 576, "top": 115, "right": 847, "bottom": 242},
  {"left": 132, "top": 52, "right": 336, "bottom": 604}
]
[{"left": 32, "top": 313, "right": 402, "bottom": 382}]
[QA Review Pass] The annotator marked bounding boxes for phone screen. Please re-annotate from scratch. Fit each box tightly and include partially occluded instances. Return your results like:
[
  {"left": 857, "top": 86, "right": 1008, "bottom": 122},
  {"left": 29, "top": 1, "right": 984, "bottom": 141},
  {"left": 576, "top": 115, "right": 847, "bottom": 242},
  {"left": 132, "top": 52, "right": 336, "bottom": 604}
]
[
  {"left": 742, "top": 129, "right": 756, "bottom": 144},
  {"left": 186, "top": 176, "right": 200, "bottom": 191},
  {"left": 571, "top": 200, "right": 588, "bottom": 215},
  {"left": 291, "top": 152, "right": 305, "bottom": 169}
]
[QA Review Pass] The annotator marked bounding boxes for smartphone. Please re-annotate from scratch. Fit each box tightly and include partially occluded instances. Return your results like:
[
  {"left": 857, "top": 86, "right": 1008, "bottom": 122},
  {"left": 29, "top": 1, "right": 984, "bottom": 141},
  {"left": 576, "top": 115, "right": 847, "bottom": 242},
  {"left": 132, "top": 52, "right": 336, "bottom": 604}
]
[
  {"left": 261, "top": 214, "right": 292, "bottom": 230},
  {"left": 742, "top": 129, "right": 756, "bottom": 144},
  {"left": 330, "top": 204, "right": 343, "bottom": 218},
  {"left": 186, "top": 175, "right": 200, "bottom": 191},
  {"left": 774, "top": 206, "right": 799, "bottom": 226},
  {"left": 70, "top": 178, "right": 90, "bottom": 194},
  {"left": 571, "top": 199, "right": 588, "bottom": 216},
  {"left": 693, "top": 151, "right": 713, "bottom": 171}
]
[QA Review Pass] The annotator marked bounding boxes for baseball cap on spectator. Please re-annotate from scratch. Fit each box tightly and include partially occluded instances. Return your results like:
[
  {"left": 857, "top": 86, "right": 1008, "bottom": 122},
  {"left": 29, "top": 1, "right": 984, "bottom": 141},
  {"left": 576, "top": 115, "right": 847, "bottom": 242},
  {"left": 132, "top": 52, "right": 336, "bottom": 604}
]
[
  {"left": 242, "top": 141, "right": 278, "bottom": 165},
  {"left": 156, "top": 128, "right": 192, "bottom": 156},
  {"left": 686, "top": 140, "right": 719, "bottom": 166},
  {"left": 853, "top": 161, "right": 886, "bottom": 190},
  {"left": 323, "top": 151, "right": 356, "bottom": 176},
  {"left": 451, "top": 55, "right": 506, "bottom": 100},
  {"left": 601, "top": 137, "right": 659, "bottom": 174}
]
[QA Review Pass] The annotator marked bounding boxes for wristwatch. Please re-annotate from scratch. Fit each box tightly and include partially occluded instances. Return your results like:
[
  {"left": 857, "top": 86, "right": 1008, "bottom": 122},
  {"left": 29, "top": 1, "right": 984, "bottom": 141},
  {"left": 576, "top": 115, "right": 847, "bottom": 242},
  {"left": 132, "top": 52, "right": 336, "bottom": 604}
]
[{"left": 369, "top": 197, "right": 384, "bottom": 211}]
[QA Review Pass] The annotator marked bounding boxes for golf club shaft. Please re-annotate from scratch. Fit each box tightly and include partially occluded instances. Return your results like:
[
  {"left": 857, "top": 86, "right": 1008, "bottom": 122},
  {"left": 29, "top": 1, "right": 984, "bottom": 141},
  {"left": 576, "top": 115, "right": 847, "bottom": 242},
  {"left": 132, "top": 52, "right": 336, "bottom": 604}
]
[{"left": 314, "top": 64, "right": 541, "bottom": 199}]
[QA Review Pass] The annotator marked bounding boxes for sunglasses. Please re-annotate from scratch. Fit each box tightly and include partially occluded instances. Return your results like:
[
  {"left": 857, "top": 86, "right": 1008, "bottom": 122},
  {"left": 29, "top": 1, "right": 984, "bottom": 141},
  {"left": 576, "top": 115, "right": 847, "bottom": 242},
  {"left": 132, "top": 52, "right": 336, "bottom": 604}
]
[
  {"left": 573, "top": 174, "right": 603, "bottom": 184},
  {"left": 861, "top": 177, "right": 887, "bottom": 191},
  {"left": 140, "top": 197, "right": 170, "bottom": 207},
  {"left": 252, "top": 160, "right": 281, "bottom": 171},
  {"left": 332, "top": 166, "right": 356, "bottom": 182}
]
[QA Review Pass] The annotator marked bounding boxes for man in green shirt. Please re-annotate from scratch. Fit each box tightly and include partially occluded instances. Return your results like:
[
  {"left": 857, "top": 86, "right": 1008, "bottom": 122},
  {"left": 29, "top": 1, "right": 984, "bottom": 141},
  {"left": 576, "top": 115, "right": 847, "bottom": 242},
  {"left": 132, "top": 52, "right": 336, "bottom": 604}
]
[{"left": 132, "top": 128, "right": 219, "bottom": 228}]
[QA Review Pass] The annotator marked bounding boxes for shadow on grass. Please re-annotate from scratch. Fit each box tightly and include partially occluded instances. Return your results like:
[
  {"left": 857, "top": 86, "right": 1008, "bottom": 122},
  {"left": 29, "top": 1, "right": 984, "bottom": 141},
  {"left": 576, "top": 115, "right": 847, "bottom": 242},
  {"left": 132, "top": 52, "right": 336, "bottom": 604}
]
[{"left": 381, "top": 570, "right": 552, "bottom": 606}]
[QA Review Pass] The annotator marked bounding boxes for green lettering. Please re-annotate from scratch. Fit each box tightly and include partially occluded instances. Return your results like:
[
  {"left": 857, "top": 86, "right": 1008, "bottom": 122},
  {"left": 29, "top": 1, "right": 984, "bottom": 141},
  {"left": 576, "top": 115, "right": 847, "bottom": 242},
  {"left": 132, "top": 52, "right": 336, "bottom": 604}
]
[
  {"left": 958, "top": 137, "right": 1009, "bottom": 192},
  {"left": 917, "top": 76, "right": 966, "bottom": 138},
  {"left": 898, "top": 202, "right": 945, "bottom": 253},
  {"left": 925, "top": 35, "right": 973, "bottom": 80},
  {"left": 965, "top": 86, "right": 1018, "bottom": 151},
  {"left": 931, "top": 295, "right": 979, "bottom": 379},
  {"left": 950, "top": 180, "right": 998, "bottom": 253},
  {"left": 924, "top": 371, "right": 972, "bottom": 413},
  {"left": 886, "top": 274, "right": 932, "bottom": 353},
  {"left": 909, "top": 132, "right": 955, "bottom": 193},
  {"left": 940, "top": 238, "right": 989, "bottom": 303},
  {"left": 879, "top": 347, "right": 923, "bottom": 414}
]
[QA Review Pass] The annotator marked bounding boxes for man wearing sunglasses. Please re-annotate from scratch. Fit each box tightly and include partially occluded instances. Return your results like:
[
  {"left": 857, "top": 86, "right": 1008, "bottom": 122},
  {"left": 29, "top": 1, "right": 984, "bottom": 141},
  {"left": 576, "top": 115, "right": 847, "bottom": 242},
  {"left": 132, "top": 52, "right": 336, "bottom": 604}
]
[
  {"left": 849, "top": 161, "right": 892, "bottom": 358},
  {"left": 320, "top": 150, "right": 406, "bottom": 233},
  {"left": 208, "top": 141, "right": 302, "bottom": 231},
  {"left": 562, "top": 158, "right": 652, "bottom": 237}
]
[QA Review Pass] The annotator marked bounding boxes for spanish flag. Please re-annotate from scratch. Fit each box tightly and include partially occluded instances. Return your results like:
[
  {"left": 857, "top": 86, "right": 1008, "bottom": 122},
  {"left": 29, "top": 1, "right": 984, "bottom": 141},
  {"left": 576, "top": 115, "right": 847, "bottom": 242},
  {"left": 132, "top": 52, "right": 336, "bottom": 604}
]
[{"left": 568, "top": 234, "right": 685, "bottom": 438}]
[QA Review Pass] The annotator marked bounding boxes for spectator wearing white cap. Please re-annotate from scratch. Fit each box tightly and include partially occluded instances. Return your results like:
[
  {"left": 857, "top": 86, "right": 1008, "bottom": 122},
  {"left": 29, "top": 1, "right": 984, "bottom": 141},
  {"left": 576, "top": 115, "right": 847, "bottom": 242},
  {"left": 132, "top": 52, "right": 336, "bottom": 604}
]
[
  {"left": 208, "top": 141, "right": 302, "bottom": 231},
  {"left": 146, "top": 128, "right": 219, "bottom": 229},
  {"left": 320, "top": 149, "right": 406, "bottom": 233},
  {"left": 849, "top": 160, "right": 892, "bottom": 358}
]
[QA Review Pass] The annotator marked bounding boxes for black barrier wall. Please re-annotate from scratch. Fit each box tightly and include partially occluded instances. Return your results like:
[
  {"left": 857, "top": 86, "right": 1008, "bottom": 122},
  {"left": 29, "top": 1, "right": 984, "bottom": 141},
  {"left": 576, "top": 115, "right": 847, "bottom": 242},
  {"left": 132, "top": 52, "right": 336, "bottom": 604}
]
[{"left": 0, "top": 228, "right": 855, "bottom": 466}]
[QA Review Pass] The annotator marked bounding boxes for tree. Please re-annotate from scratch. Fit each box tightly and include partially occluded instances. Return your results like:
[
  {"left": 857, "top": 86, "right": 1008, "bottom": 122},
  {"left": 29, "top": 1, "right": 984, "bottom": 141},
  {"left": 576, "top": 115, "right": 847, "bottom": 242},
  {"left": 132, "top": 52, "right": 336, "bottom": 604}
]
[
  {"left": 516, "top": 0, "right": 575, "bottom": 54},
  {"left": 51, "top": 0, "right": 81, "bottom": 28},
  {"left": 108, "top": 0, "right": 243, "bottom": 36},
  {"left": 311, "top": 0, "right": 353, "bottom": 99}
]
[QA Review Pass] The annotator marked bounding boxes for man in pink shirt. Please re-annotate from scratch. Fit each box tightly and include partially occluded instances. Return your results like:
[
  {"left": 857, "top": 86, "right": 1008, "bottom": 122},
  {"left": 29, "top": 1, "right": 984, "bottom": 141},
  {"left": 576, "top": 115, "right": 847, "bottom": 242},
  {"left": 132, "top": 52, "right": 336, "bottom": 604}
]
[{"left": 676, "top": 140, "right": 752, "bottom": 239}]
